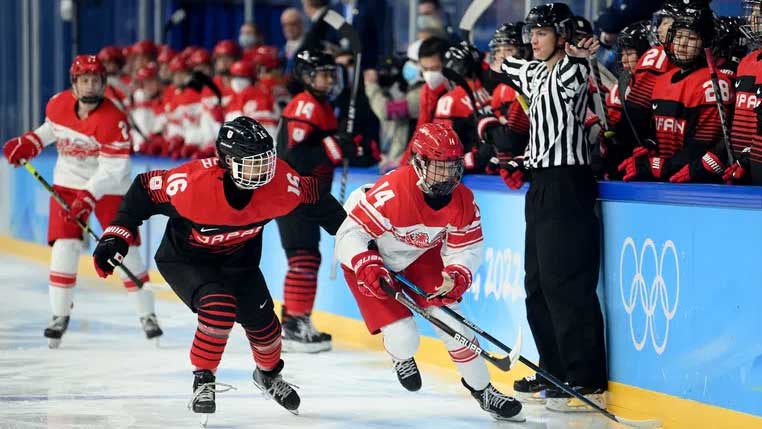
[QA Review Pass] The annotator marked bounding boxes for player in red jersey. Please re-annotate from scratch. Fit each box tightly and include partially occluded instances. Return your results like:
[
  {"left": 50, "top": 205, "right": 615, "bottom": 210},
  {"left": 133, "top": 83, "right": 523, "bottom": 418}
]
[
  {"left": 618, "top": 6, "right": 734, "bottom": 183},
  {"left": 724, "top": 0, "right": 762, "bottom": 184},
  {"left": 2, "top": 55, "right": 161, "bottom": 347},
  {"left": 275, "top": 49, "right": 351, "bottom": 353},
  {"left": 336, "top": 123, "right": 524, "bottom": 421},
  {"left": 92, "top": 117, "right": 346, "bottom": 416}
]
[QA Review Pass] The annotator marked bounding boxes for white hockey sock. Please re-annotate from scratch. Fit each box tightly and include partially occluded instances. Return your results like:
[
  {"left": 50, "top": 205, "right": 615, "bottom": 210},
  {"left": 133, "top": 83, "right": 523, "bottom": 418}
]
[
  {"left": 428, "top": 304, "right": 490, "bottom": 391},
  {"left": 380, "top": 317, "right": 420, "bottom": 361},
  {"left": 127, "top": 287, "right": 156, "bottom": 318},
  {"left": 48, "top": 239, "right": 82, "bottom": 316}
]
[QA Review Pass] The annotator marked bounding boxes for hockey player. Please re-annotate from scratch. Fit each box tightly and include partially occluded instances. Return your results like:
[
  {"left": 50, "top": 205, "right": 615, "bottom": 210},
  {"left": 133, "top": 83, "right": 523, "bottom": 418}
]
[
  {"left": 1, "top": 55, "right": 161, "bottom": 347},
  {"left": 618, "top": 6, "right": 734, "bottom": 183},
  {"left": 275, "top": 49, "right": 349, "bottom": 352},
  {"left": 725, "top": 0, "right": 762, "bottom": 184},
  {"left": 433, "top": 42, "right": 507, "bottom": 173},
  {"left": 92, "top": 116, "right": 346, "bottom": 415},
  {"left": 131, "top": 64, "right": 168, "bottom": 154},
  {"left": 336, "top": 123, "right": 524, "bottom": 422},
  {"left": 250, "top": 45, "right": 289, "bottom": 103},
  {"left": 97, "top": 46, "right": 130, "bottom": 107}
]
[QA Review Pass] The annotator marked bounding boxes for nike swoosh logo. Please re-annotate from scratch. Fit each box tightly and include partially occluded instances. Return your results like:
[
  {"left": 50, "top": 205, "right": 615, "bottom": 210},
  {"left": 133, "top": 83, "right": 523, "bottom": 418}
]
[
  {"left": 199, "top": 227, "right": 219, "bottom": 233},
  {"left": 259, "top": 300, "right": 267, "bottom": 309},
  {"left": 652, "top": 103, "right": 658, "bottom": 110},
  {"left": 735, "top": 81, "right": 741, "bottom": 88}
]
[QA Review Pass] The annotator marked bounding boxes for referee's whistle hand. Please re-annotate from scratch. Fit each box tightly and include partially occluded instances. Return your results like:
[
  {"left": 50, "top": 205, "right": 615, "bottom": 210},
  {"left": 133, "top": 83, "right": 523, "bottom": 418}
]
[{"left": 565, "top": 37, "right": 599, "bottom": 58}]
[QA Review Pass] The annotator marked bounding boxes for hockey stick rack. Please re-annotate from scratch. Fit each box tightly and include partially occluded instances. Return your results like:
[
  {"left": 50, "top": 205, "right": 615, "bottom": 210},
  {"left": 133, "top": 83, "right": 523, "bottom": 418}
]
[
  {"left": 394, "top": 272, "right": 663, "bottom": 429},
  {"left": 21, "top": 160, "right": 147, "bottom": 289}
]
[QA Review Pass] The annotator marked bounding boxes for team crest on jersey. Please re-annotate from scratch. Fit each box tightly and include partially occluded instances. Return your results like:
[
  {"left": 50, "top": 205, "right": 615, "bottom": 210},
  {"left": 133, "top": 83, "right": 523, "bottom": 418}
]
[
  {"left": 394, "top": 229, "right": 445, "bottom": 248},
  {"left": 57, "top": 138, "right": 99, "bottom": 160}
]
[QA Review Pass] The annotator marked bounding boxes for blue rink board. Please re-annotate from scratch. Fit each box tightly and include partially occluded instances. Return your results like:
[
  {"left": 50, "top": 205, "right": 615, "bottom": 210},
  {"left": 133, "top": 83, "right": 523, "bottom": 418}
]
[{"left": 3, "top": 150, "right": 762, "bottom": 417}]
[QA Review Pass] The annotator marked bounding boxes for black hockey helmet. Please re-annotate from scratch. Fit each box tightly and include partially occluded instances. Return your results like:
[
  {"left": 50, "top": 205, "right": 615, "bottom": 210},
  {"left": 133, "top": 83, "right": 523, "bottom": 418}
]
[
  {"left": 617, "top": 20, "right": 653, "bottom": 58},
  {"left": 664, "top": 7, "right": 717, "bottom": 69},
  {"left": 651, "top": 0, "right": 712, "bottom": 44},
  {"left": 444, "top": 41, "right": 482, "bottom": 79},
  {"left": 216, "top": 116, "right": 277, "bottom": 190},
  {"left": 490, "top": 22, "right": 523, "bottom": 49},
  {"left": 522, "top": 3, "right": 575, "bottom": 44},
  {"left": 572, "top": 16, "right": 594, "bottom": 44},
  {"left": 741, "top": 0, "right": 762, "bottom": 47},
  {"left": 717, "top": 16, "right": 749, "bottom": 62},
  {"left": 294, "top": 49, "right": 340, "bottom": 99}
]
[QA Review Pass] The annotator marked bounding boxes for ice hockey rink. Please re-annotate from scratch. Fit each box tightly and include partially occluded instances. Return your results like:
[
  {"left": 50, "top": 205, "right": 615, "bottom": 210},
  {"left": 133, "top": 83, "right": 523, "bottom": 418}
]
[{"left": 0, "top": 252, "right": 635, "bottom": 429}]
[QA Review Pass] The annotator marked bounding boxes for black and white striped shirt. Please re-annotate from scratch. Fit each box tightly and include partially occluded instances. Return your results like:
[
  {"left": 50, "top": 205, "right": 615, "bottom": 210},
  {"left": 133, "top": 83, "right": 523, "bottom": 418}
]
[{"left": 500, "top": 55, "right": 591, "bottom": 169}]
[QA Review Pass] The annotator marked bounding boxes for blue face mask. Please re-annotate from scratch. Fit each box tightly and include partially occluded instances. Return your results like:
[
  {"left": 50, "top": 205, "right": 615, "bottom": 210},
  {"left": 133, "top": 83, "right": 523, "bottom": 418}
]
[{"left": 402, "top": 61, "right": 421, "bottom": 84}]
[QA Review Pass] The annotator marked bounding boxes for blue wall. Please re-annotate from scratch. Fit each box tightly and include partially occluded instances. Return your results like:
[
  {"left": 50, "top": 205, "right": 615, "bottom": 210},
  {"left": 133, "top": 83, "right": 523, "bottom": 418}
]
[{"left": 3, "top": 150, "right": 761, "bottom": 417}]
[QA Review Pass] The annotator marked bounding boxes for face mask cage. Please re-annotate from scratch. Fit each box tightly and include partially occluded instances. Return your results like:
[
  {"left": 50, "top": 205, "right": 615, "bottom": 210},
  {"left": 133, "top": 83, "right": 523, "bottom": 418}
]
[
  {"left": 412, "top": 155, "right": 464, "bottom": 197},
  {"left": 664, "top": 25, "right": 705, "bottom": 69},
  {"left": 225, "top": 148, "right": 277, "bottom": 190}
]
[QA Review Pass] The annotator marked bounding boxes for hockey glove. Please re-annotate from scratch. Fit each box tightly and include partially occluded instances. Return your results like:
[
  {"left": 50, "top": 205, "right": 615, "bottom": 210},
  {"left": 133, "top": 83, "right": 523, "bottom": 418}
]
[
  {"left": 618, "top": 147, "right": 665, "bottom": 182},
  {"left": 320, "top": 135, "right": 345, "bottom": 165},
  {"left": 93, "top": 225, "right": 133, "bottom": 278},
  {"left": 723, "top": 147, "right": 751, "bottom": 184},
  {"left": 63, "top": 190, "right": 96, "bottom": 223},
  {"left": 499, "top": 156, "right": 526, "bottom": 190},
  {"left": 3, "top": 132, "right": 44, "bottom": 166},
  {"left": 669, "top": 152, "right": 725, "bottom": 183},
  {"left": 352, "top": 250, "right": 393, "bottom": 300},
  {"left": 477, "top": 115, "right": 506, "bottom": 146},
  {"left": 428, "top": 265, "right": 471, "bottom": 306}
]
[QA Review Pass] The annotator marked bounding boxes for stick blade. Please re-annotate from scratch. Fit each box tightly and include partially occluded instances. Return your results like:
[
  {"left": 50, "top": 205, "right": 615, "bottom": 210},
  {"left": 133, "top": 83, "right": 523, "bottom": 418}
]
[
  {"left": 614, "top": 416, "right": 663, "bottom": 429},
  {"left": 458, "top": 0, "right": 494, "bottom": 39},
  {"left": 323, "top": 10, "right": 363, "bottom": 53},
  {"left": 508, "top": 325, "right": 522, "bottom": 368}
]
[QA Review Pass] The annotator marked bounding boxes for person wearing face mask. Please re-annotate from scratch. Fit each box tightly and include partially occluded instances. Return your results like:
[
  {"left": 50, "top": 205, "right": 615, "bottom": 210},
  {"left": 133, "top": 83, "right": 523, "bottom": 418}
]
[
  {"left": 239, "top": 22, "right": 264, "bottom": 59},
  {"left": 416, "top": 37, "right": 449, "bottom": 129},
  {"left": 275, "top": 49, "right": 350, "bottom": 353},
  {"left": 2, "top": 55, "right": 162, "bottom": 348}
]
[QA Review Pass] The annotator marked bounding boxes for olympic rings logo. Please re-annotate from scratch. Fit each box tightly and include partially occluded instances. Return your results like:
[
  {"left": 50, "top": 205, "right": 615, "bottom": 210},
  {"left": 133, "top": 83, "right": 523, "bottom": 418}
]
[{"left": 619, "top": 237, "right": 680, "bottom": 354}]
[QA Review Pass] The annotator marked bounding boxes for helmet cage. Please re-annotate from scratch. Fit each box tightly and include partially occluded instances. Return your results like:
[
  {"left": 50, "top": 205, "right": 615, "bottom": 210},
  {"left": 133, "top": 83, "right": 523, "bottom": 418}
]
[
  {"left": 222, "top": 149, "right": 277, "bottom": 190},
  {"left": 412, "top": 154, "right": 464, "bottom": 197}
]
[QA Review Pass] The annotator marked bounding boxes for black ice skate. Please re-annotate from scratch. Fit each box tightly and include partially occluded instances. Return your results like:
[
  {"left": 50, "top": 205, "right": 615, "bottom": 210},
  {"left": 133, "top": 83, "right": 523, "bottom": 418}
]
[
  {"left": 252, "top": 359, "right": 300, "bottom": 414},
  {"left": 513, "top": 374, "right": 549, "bottom": 402},
  {"left": 44, "top": 315, "right": 70, "bottom": 349},
  {"left": 545, "top": 384, "right": 606, "bottom": 412},
  {"left": 281, "top": 313, "right": 331, "bottom": 353},
  {"left": 189, "top": 370, "right": 217, "bottom": 414},
  {"left": 462, "top": 379, "right": 525, "bottom": 422},
  {"left": 140, "top": 313, "right": 163, "bottom": 340},
  {"left": 392, "top": 358, "right": 422, "bottom": 392}
]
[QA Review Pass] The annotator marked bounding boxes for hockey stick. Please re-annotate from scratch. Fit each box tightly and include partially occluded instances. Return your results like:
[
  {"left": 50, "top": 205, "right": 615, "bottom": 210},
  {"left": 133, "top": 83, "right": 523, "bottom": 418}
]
[
  {"left": 616, "top": 70, "right": 647, "bottom": 148},
  {"left": 163, "top": 9, "right": 186, "bottom": 39},
  {"left": 589, "top": 58, "right": 612, "bottom": 134},
  {"left": 323, "top": 10, "right": 363, "bottom": 280},
  {"left": 379, "top": 279, "right": 515, "bottom": 371},
  {"left": 21, "top": 160, "right": 146, "bottom": 289},
  {"left": 396, "top": 273, "right": 662, "bottom": 429},
  {"left": 459, "top": 0, "right": 494, "bottom": 42},
  {"left": 704, "top": 48, "right": 735, "bottom": 163},
  {"left": 392, "top": 272, "right": 522, "bottom": 369}
]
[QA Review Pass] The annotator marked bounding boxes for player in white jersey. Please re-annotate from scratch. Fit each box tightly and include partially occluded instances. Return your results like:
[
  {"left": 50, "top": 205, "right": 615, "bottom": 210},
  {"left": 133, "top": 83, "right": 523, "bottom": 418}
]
[
  {"left": 2, "top": 55, "right": 161, "bottom": 348},
  {"left": 335, "top": 122, "right": 524, "bottom": 422}
]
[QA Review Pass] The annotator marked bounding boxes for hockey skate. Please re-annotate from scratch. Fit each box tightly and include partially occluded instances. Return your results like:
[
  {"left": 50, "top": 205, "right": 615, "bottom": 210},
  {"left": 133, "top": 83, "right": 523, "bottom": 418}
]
[
  {"left": 188, "top": 370, "right": 237, "bottom": 427},
  {"left": 545, "top": 385, "right": 606, "bottom": 412},
  {"left": 513, "top": 374, "right": 548, "bottom": 402},
  {"left": 43, "top": 315, "right": 70, "bottom": 349},
  {"left": 281, "top": 313, "right": 331, "bottom": 353},
  {"left": 140, "top": 313, "right": 163, "bottom": 341},
  {"left": 252, "top": 360, "right": 300, "bottom": 414},
  {"left": 462, "top": 379, "right": 525, "bottom": 422},
  {"left": 392, "top": 358, "right": 422, "bottom": 392}
]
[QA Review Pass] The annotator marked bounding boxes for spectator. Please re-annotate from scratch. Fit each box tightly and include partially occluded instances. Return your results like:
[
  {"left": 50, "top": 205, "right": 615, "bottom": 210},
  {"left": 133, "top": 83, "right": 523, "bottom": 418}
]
[
  {"left": 281, "top": 8, "right": 306, "bottom": 72},
  {"left": 415, "top": 37, "right": 449, "bottom": 128},
  {"left": 418, "top": 0, "right": 458, "bottom": 42},
  {"left": 239, "top": 22, "right": 264, "bottom": 58}
]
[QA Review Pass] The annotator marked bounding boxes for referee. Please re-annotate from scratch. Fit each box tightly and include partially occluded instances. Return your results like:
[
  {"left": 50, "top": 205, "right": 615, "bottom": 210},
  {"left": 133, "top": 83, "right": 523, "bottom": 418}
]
[{"left": 494, "top": 3, "right": 607, "bottom": 411}]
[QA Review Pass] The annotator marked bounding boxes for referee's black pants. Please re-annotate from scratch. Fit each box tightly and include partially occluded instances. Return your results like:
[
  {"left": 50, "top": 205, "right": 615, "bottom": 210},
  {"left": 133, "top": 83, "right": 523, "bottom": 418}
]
[{"left": 524, "top": 165, "right": 607, "bottom": 389}]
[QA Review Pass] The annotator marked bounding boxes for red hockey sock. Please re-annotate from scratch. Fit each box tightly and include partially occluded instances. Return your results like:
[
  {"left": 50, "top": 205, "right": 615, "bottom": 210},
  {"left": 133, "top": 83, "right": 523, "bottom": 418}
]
[
  {"left": 243, "top": 314, "right": 282, "bottom": 371},
  {"left": 283, "top": 250, "right": 320, "bottom": 316},
  {"left": 190, "top": 293, "right": 237, "bottom": 371}
]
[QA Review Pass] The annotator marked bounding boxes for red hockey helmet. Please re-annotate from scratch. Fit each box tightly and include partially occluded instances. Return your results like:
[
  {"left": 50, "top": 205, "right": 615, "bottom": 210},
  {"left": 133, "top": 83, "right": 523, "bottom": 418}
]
[
  {"left": 409, "top": 123, "right": 464, "bottom": 196},
  {"left": 187, "top": 48, "right": 211, "bottom": 67},
  {"left": 70, "top": 55, "right": 106, "bottom": 80},
  {"left": 157, "top": 45, "right": 176, "bottom": 64},
  {"left": 135, "top": 63, "right": 159, "bottom": 82},
  {"left": 229, "top": 60, "right": 254, "bottom": 78},
  {"left": 96, "top": 46, "right": 125, "bottom": 67},
  {"left": 132, "top": 39, "right": 158, "bottom": 58},
  {"left": 251, "top": 45, "right": 280, "bottom": 70},
  {"left": 180, "top": 45, "right": 201, "bottom": 60},
  {"left": 168, "top": 55, "right": 189, "bottom": 72},
  {"left": 213, "top": 39, "right": 241, "bottom": 58}
]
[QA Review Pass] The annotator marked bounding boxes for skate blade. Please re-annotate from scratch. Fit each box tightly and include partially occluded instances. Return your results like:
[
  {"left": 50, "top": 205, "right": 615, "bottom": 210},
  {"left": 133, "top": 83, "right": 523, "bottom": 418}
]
[
  {"left": 514, "top": 390, "right": 547, "bottom": 403},
  {"left": 491, "top": 410, "right": 526, "bottom": 423},
  {"left": 546, "top": 394, "right": 605, "bottom": 413},
  {"left": 48, "top": 338, "right": 62, "bottom": 349},
  {"left": 281, "top": 339, "right": 331, "bottom": 354},
  {"left": 252, "top": 381, "right": 300, "bottom": 415},
  {"left": 198, "top": 414, "right": 209, "bottom": 428}
]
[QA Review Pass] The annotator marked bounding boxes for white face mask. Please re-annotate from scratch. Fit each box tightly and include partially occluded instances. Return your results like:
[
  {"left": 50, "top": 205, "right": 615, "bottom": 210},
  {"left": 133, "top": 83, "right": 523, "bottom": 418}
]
[
  {"left": 422, "top": 70, "right": 446, "bottom": 89},
  {"left": 230, "top": 77, "right": 251, "bottom": 93}
]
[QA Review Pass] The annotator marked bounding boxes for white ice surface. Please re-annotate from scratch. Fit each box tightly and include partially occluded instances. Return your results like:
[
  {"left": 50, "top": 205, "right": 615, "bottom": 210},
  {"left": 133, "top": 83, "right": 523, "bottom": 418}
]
[{"left": 0, "top": 252, "right": 626, "bottom": 429}]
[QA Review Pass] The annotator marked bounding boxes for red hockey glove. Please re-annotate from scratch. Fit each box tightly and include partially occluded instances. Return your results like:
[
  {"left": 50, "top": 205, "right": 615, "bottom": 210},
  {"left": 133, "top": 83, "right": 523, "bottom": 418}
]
[
  {"left": 618, "top": 147, "right": 665, "bottom": 182},
  {"left": 499, "top": 156, "right": 526, "bottom": 190},
  {"left": 723, "top": 147, "right": 750, "bottom": 184},
  {"left": 3, "top": 132, "right": 44, "bottom": 166},
  {"left": 321, "top": 135, "right": 345, "bottom": 165},
  {"left": 428, "top": 265, "right": 472, "bottom": 306},
  {"left": 485, "top": 152, "right": 511, "bottom": 175},
  {"left": 352, "top": 250, "right": 393, "bottom": 300},
  {"left": 63, "top": 190, "right": 96, "bottom": 223},
  {"left": 93, "top": 225, "right": 133, "bottom": 278},
  {"left": 669, "top": 152, "right": 725, "bottom": 183}
]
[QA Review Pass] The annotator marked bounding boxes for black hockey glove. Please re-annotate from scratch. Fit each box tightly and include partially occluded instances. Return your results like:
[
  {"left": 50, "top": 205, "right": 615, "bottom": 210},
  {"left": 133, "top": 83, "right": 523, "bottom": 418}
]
[{"left": 93, "top": 225, "right": 133, "bottom": 279}]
